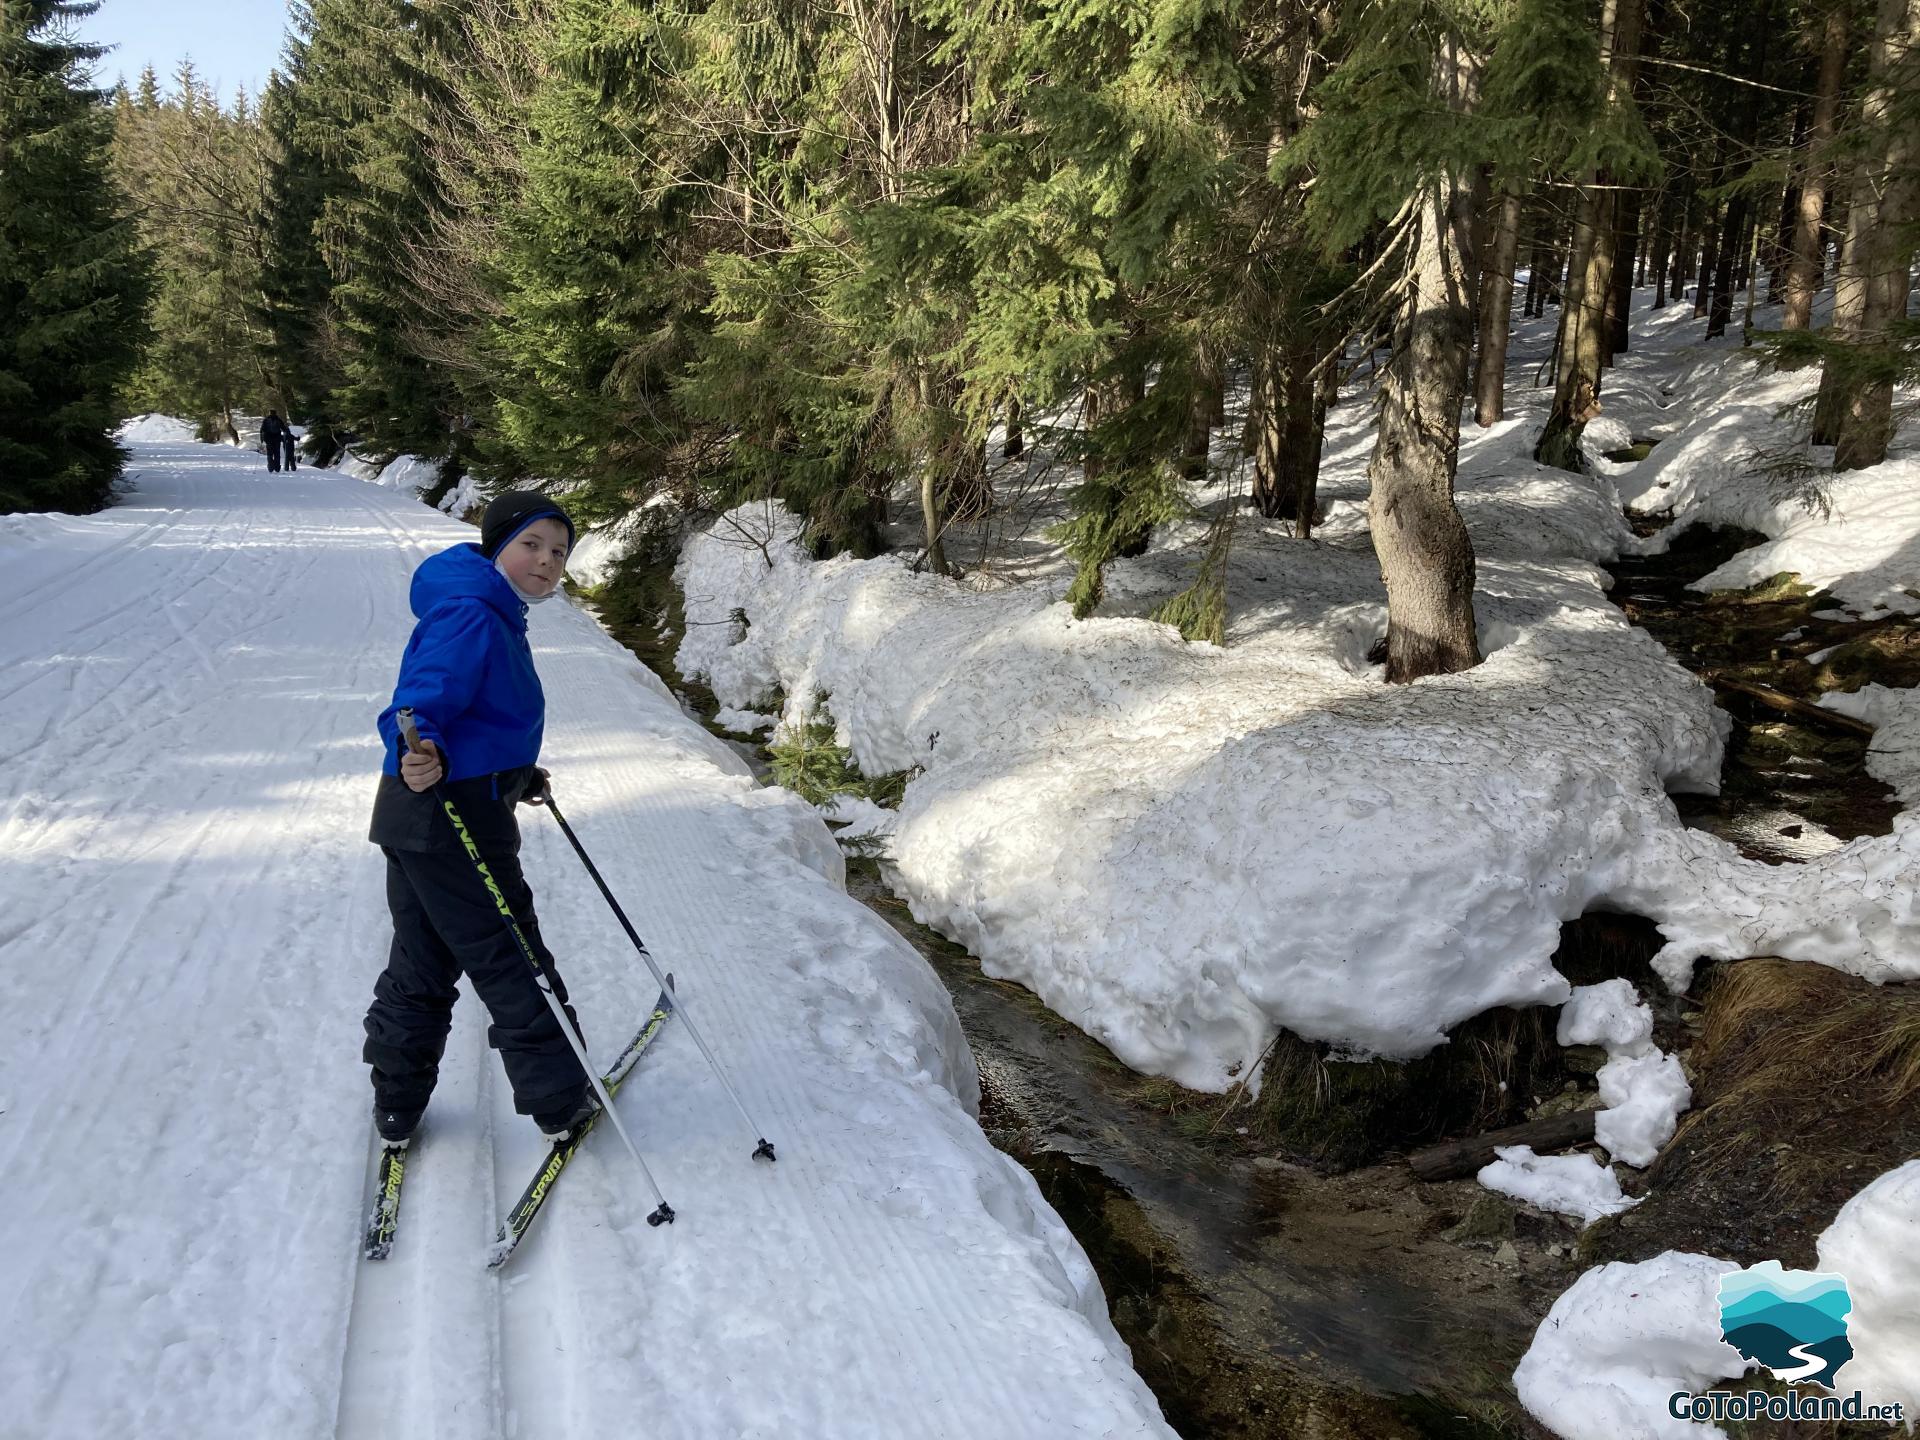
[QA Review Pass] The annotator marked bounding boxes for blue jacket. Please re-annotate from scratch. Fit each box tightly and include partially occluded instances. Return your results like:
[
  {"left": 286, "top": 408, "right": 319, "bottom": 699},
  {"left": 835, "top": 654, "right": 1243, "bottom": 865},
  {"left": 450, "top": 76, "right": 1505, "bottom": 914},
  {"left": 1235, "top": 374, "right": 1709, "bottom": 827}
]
[{"left": 377, "top": 544, "right": 545, "bottom": 783}]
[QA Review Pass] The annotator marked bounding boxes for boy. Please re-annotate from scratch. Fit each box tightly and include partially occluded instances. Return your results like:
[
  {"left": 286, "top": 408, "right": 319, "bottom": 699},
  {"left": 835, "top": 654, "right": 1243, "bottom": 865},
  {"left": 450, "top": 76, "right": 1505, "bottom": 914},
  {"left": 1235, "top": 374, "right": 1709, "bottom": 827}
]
[{"left": 363, "top": 490, "right": 593, "bottom": 1150}]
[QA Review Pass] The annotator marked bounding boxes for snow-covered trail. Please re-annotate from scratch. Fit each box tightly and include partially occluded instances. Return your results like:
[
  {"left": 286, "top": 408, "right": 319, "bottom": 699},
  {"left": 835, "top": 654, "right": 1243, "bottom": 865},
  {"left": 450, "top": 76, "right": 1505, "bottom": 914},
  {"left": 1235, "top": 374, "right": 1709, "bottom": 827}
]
[{"left": 0, "top": 442, "right": 1170, "bottom": 1440}]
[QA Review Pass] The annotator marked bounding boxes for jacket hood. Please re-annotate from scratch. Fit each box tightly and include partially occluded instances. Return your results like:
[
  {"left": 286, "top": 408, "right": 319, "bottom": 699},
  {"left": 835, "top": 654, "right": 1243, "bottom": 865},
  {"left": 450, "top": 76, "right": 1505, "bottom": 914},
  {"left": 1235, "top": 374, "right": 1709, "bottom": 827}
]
[{"left": 410, "top": 543, "right": 527, "bottom": 629}]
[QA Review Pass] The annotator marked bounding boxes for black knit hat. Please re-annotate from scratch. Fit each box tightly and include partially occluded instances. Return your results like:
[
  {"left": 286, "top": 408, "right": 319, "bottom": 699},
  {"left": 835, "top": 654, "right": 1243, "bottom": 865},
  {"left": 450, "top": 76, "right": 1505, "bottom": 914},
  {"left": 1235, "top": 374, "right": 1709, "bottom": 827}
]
[{"left": 479, "top": 491, "right": 575, "bottom": 559}]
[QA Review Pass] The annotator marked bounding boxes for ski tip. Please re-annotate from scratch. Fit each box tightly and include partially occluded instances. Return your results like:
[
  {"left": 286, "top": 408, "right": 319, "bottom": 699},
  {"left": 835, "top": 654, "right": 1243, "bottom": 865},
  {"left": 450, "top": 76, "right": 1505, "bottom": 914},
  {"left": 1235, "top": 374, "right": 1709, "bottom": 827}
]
[{"left": 486, "top": 1231, "right": 517, "bottom": 1270}]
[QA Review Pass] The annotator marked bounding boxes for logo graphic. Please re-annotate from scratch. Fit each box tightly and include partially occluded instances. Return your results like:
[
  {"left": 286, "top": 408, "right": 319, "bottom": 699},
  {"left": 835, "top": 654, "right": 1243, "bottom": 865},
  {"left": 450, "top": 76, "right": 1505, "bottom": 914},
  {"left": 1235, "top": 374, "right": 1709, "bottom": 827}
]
[{"left": 1718, "top": 1261, "right": 1853, "bottom": 1390}]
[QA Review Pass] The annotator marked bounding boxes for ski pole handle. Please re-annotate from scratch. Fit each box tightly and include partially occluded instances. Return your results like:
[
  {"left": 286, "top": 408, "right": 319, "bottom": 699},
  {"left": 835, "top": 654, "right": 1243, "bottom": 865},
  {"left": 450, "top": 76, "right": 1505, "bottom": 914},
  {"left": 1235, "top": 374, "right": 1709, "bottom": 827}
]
[{"left": 397, "top": 707, "right": 425, "bottom": 755}]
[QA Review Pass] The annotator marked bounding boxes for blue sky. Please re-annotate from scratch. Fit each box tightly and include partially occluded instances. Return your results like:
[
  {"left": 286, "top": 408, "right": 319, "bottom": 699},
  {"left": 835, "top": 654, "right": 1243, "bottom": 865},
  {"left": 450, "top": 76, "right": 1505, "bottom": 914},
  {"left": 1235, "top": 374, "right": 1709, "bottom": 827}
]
[{"left": 76, "top": 0, "right": 293, "bottom": 103}]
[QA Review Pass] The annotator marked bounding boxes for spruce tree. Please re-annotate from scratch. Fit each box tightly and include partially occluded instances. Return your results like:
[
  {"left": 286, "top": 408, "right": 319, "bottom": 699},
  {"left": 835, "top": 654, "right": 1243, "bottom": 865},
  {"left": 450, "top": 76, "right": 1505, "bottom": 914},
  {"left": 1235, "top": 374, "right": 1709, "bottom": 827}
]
[
  {"left": 304, "top": 0, "right": 460, "bottom": 460},
  {"left": 486, "top": 1, "right": 702, "bottom": 517},
  {"left": 114, "top": 63, "right": 275, "bottom": 435},
  {"left": 257, "top": 3, "right": 343, "bottom": 457},
  {"left": 0, "top": 0, "right": 150, "bottom": 513}
]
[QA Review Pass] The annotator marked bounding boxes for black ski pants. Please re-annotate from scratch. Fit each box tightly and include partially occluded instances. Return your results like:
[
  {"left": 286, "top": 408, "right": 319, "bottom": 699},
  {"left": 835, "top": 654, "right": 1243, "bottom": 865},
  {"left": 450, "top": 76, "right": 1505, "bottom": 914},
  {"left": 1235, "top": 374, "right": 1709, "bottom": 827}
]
[{"left": 364, "top": 842, "right": 590, "bottom": 1121}]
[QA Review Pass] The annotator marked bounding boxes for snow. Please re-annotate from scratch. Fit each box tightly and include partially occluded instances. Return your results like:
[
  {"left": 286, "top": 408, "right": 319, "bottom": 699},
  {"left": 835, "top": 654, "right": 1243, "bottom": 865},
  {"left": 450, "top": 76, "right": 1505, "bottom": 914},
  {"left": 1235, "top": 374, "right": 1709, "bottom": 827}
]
[
  {"left": 1816, "top": 1159, "right": 1920, "bottom": 1416},
  {"left": 333, "top": 448, "right": 444, "bottom": 495},
  {"left": 1550, "top": 978, "right": 1690, "bottom": 1168},
  {"left": 714, "top": 706, "right": 778, "bottom": 734},
  {"left": 1822, "top": 683, "right": 1920, "bottom": 807},
  {"left": 436, "top": 471, "right": 480, "bottom": 519},
  {"left": 0, "top": 436, "right": 1172, "bottom": 1438},
  {"left": 1514, "top": 1253, "right": 1749, "bottom": 1440},
  {"left": 1593, "top": 1048, "right": 1692, "bottom": 1168},
  {"left": 1557, "top": 978, "right": 1655, "bottom": 1053},
  {"left": 821, "top": 794, "right": 900, "bottom": 852},
  {"left": 674, "top": 299, "right": 1918, "bottom": 1090},
  {"left": 567, "top": 508, "right": 659, "bottom": 589},
  {"left": 1476, "top": 1145, "right": 1641, "bottom": 1225},
  {"left": 1687, "top": 459, "right": 1920, "bottom": 617},
  {"left": 115, "top": 412, "right": 196, "bottom": 442},
  {"left": 1521, "top": 1160, "right": 1920, "bottom": 1438}
]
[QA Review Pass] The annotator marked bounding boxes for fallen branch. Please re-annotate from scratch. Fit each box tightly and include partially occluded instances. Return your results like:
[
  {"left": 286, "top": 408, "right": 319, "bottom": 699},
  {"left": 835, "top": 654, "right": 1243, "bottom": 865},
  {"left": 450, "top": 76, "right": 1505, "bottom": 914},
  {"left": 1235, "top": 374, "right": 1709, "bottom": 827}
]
[
  {"left": 1408, "top": 1108, "right": 1598, "bottom": 1182},
  {"left": 1704, "top": 673, "right": 1876, "bottom": 739}
]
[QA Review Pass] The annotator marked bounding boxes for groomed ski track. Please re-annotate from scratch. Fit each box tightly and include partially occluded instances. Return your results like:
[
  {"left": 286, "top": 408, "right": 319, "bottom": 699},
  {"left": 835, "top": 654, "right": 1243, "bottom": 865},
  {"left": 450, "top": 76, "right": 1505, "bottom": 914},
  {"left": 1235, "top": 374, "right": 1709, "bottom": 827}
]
[{"left": 0, "top": 440, "right": 1173, "bottom": 1440}]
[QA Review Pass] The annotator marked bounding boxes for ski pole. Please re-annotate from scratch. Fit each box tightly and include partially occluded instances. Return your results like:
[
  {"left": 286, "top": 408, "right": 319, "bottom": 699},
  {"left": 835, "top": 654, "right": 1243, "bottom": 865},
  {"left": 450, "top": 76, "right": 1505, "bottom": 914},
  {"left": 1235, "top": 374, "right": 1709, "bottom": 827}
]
[
  {"left": 535, "top": 784, "right": 777, "bottom": 1165},
  {"left": 396, "top": 709, "right": 675, "bottom": 1226}
]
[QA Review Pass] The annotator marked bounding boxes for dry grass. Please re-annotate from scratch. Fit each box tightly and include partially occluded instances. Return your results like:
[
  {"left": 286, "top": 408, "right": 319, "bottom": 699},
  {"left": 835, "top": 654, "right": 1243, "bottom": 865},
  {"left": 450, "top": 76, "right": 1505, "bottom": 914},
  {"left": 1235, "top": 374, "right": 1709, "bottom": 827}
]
[{"left": 1661, "top": 958, "right": 1920, "bottom": 1211}]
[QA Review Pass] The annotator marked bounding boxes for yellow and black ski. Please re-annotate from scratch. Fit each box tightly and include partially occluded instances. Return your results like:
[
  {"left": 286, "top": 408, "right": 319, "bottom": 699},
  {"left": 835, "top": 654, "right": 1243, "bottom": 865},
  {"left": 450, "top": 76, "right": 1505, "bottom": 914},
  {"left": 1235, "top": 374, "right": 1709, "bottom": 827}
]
[
  {"left": 488, "top": 978, "right": 676, "bottom": 1269},
  {"left": 364, "top": 1141, "right": 410, "bottom": 1261}
]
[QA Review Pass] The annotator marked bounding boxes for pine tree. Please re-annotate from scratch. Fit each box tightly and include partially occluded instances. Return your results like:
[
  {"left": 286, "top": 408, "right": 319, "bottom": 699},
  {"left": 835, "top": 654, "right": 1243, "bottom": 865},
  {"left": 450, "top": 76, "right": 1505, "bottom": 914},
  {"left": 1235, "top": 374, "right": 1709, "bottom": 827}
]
[{"left": 0, "top": 0, "right": 151, "bottom": 513}]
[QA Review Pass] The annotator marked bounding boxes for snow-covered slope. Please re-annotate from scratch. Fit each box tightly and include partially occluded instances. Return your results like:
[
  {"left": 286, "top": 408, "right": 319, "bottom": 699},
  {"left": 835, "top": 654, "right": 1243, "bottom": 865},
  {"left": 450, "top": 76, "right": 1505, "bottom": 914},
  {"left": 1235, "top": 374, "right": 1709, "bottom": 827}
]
[{"left": 0, "top": 441, "right": 1171, "bottom": 1439}]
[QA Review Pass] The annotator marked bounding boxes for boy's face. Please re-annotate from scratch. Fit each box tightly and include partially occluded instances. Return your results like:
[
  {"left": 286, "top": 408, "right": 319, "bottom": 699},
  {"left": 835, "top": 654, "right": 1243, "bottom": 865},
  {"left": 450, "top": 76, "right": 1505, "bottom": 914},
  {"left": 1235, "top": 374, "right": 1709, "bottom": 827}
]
[{"left": 498, "top": 517, "right": 570, "bottom": 598}]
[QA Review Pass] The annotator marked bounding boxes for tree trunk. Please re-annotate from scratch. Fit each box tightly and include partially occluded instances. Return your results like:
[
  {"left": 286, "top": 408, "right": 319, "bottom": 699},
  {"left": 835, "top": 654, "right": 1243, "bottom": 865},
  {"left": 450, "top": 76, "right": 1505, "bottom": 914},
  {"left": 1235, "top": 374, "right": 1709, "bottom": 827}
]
[
  {"left": 1181, "top": 341, "right": 1224, "bottom": 480},
  {"left": 1783, "top": 0, "right": 1850, "bottom": 330},
  {"left": 1834, "top": 0, "right": 1920, "bottom": 469},
  {"left": 1812, "top": 184, "right": 1864, "bottom": 443},
  {"left": 1537, "top": 0, "right": 1646, "bottom": 469},
  {"left": 1706, "top": 194, "right": 1746, "bottom": 338},
  {"left": 913, "top": 371, "right": 952, "bottom": 576},
  {"left": 1003, "top": 396, "right": 1024, "bottom": 458},
  {"left": 1606, "top": 185, "right": 1644, "bottom": 359},
  {"left": 1693, "top": 195, "right": 1723, "bottom": 317},
  {"left": 1370, "top": 164, "right": 1482, "bottom": 681},
  {"left": 1252, "top": 334, "right": 1324, "bottom": 525},
  {"left": 1651, "top": 186, "right": 1675, "bottom": 308},
  {"left": 1523, "top": 216, "right": 1548, "bottom": 316},
  {"left": 1473, "top": 181, "right": 1524, "bottom": 425},
  {"left": 1297, "top": 363, "right": 1336, "bottom": 541}
]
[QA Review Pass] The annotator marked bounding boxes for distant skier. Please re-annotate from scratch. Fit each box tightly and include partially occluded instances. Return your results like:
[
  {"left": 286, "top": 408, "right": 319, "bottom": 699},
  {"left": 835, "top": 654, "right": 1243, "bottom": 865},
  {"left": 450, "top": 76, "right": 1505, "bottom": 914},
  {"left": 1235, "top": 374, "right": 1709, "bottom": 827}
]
[
  {"left": 280, "top": 422, "right": 298, "bottom": 472},
  {"left": 363, "top": 491, "right": 593, "bottom": 1151},
  {"left": 260, "top": 411, "right": 289, "bottom": 473}
]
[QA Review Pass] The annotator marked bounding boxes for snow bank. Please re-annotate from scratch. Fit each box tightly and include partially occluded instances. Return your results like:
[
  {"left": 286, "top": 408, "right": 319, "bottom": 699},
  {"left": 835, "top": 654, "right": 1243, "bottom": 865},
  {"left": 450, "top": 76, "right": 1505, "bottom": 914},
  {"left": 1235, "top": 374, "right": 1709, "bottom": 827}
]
[
  {"left": 1690, "top": 458, "right": 1920, "bottom": 618},
  {"left": 371, "top": 453, "right": 442, "bottom": 493},
  {"left": 1816, "top": 1159, "right": 1920, "bottom": 1416},
  {"left": 333, "top": 445, "right": 388, "bottom": 482},
  {"left": 1823, "top": 684, "right": 1920, "bottom": 807},
  {"left": 436, "top": 472, "right": 480, "bottom": 519},
  {"left": 334, "top": 448, "right": 443, "bottom": 494},
  {"left": 115, "top": 413, "right": 196, "bottom": 443},
  {"left": 567, "top": 506, "right": 664, "bottom": 588},
  {"left": 1477, "top": 1145, "right": 1641, "bottom": 1225},
  {"left": 1514, "top": 1253, "right": 1748, "bottom": 1440}
]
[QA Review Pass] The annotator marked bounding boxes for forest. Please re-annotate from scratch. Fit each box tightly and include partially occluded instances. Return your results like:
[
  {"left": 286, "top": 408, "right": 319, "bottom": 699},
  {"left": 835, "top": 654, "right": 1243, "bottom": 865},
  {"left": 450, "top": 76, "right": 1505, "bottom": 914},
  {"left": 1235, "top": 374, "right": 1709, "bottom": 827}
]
[{"left": 4, "top": 0, "right": 1915, "bottom": 681}]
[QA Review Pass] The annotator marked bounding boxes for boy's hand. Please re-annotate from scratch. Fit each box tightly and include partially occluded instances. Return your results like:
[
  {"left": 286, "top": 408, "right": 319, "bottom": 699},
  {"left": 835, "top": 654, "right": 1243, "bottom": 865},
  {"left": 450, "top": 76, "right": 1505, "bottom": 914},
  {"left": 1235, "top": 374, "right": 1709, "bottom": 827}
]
[
  {"left": 522, "top": 766, "right": 552, "bottom": 806},
  {"left": 401, "top": 738, "right": 444, "bottom": 792}
]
